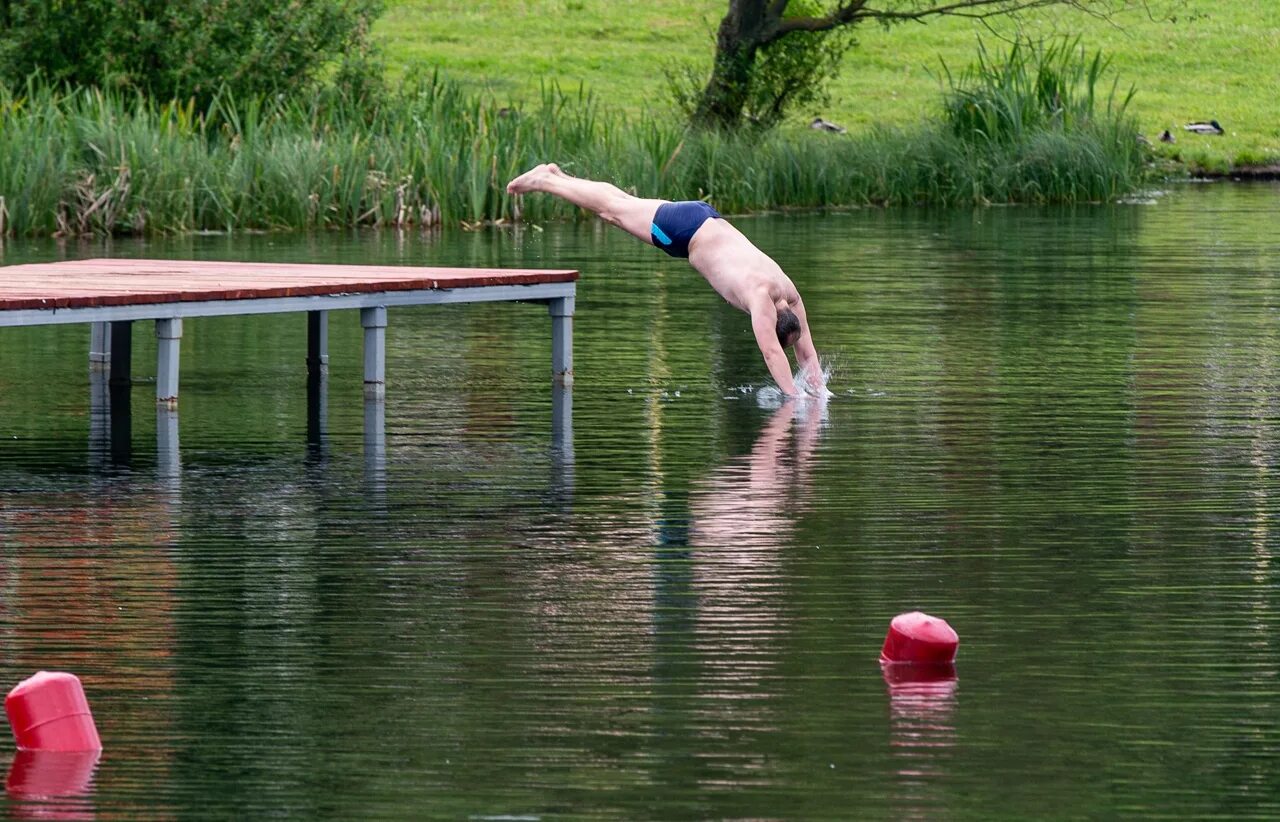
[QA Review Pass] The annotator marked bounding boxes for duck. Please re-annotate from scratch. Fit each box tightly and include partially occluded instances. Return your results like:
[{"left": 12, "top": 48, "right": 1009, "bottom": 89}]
[
  {"left": 1159, "top": 129, "right": 1176, "bottom": 143},
  {"left": 1183, "top": 120, "right": 1224, "bottom": 135},
  {"left": 810, "top": 117, "right": 847, "bottom": 134}
]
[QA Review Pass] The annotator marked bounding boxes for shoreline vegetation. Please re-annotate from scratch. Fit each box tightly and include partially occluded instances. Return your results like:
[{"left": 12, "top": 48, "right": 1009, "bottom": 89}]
[
  {"left": 377, "top": 0, "right": 1280, "bottom": 177},
  {"left": 0, "top": 43, "right": 1150, "bottom": 237}
]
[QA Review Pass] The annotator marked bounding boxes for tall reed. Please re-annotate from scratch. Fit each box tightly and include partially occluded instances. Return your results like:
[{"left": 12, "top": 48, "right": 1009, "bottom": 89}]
[
  {"left": 0, "top": 50, "right": 1146, "bottom": 237},
  {"left": 940, "top": 37, "right": 1135, "bottom": 145}
]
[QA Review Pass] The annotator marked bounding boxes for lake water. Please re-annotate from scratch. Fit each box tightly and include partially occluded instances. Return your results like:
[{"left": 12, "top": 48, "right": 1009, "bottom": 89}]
[{"left": 1, "top": 182, "right": 1277, "bottom": 819}]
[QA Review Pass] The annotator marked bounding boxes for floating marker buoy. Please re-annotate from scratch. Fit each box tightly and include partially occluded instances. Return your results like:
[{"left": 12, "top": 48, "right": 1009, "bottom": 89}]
[
  {"left": 5, "top": 672, "right": 102, "bottom": 752},
  {"left": 880, "top": 611, "right": 958, "bottom": 665}
]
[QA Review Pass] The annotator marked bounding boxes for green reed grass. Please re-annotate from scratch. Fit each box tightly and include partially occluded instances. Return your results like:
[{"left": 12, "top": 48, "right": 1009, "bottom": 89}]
[{"left": 0, "top": 53, "right": 1146, "bottom": 237}]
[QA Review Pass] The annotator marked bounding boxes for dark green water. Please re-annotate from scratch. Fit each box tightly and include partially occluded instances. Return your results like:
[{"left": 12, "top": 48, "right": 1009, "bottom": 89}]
[{"left": 1, "top": 183, "right": 1278, "bottom": 819}]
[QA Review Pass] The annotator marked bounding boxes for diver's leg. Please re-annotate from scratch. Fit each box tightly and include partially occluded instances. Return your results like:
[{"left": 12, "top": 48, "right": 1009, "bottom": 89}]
[{"left": 508, "top": 163, "right": 664, "bottom": 244}]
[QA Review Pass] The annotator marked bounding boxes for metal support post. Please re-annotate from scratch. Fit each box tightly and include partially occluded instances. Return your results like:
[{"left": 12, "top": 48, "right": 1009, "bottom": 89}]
[
  {"left": 109, "top": 378, "right": 132, "bottom": 465},
  {"left": 364, "top": 394, "right": 387, "bottom": 492},
  {"left": 89, "top": 322, "right": 111, "bottom": 371},
  {"left": 307, "top": 368, "right": 329, "bottom": 448},
  {"left": 155, "top": 318, "right": 182, "bottom": 408},
  {"left": 361, "top": 306, "right": 387, "bottom": 400},
  {"left": 157, "top": 407, "right": 180, "bottom": 476},
  {"left": 551, "top": 381, "right": 574, "bottom": 501},
  {"left": 109, "top": 321, "right": 133, "bottom": 386},
  {"left": 157, "top": 407, "right": 181, "bottom": 488},
  {"left": 552, "top": 381, "right": 573, "bottom": 460},
  {"left": 89, "top": 367, "right": 110, "bottom": 470},
  {"left": 307, "top": 310, "right": 329, "bottom": 376},
  {"left": 548, "top": 296, "right": 574, "bottom": 386}
]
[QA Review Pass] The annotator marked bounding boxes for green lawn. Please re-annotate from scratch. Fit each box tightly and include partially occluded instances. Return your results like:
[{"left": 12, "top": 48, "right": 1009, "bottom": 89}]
[{"left": 375, "top": 0, "right": 1280, "bottom": 171}]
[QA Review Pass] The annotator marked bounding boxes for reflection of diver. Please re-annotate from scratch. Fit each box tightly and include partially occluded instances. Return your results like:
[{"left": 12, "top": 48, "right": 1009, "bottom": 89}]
[
  {"left": 691, "top": 396, "right": 825, "bottom": 547},
  {"left": 688, "top": 397, "right": 824, "bottom": 683},
  {"left": 650, "top": 397, "right": 827, "bottom": 792},
  {"left": 656, "top": 399, "right": 826, "bottom": 671},
  {"left": 654, "top": 396, "right": 826, "bottom": 614}
]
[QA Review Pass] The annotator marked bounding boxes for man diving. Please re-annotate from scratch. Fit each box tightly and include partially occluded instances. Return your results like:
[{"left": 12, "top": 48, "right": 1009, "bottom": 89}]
[{"left": 506, "top": 163, "right": 827, "bottom": 396}]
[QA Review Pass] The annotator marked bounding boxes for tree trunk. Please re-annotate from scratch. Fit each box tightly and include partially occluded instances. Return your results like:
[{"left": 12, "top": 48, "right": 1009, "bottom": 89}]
[
  {"left": 690, "top": 0, "right": 776, "bottom": 130},
  {"left": 688, "top": 1, "right": 1103, "bottom": 131}
]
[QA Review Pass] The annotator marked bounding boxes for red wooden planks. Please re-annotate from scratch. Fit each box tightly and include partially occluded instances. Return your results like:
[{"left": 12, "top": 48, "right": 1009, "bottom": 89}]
[{"left": 0, "top": 259, "right": 578, "bottom": 311}]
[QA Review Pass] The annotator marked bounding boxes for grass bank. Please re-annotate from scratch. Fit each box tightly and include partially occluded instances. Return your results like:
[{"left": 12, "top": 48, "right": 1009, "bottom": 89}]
[
  {"left": 0, "top": 55, "right": 1143, "bottom": 237},
  {"left": 377, "top": 0, "right": 1280, "bottom": 173}
]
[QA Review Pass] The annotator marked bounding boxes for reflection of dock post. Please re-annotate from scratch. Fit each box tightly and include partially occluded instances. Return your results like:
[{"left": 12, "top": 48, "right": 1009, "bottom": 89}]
[
  {"left": 89, "top": 367, "right": 110, "bottom": 469},
  {"left": 306, "top": 369, "right": 329, "bottom": 448},
  {"left": 156, "top": 407, "right": 180, "bottom": 488},
  {"left": 552, "top": 382, "right": 573, "bottom": 460},
  {"left": 551, "top": 382, "right": 574, "bottom": 497},
  {"left": 364, "top": 395, "right": 386, "bottom": 491},
  {"left": 109, "top": 379, "right": 132, "bottom": 465},
  {"left": 548, "top": 296, "right": 574, "bottom": 387}
]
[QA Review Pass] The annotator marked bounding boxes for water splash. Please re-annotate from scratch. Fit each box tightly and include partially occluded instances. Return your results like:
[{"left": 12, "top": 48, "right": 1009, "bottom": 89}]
[
  {"left": 749, "top": 357, "right": 837, "bottom": 407},
  {"left": 755, "top": 385, "right": 788, "bottom": 409},
  {"left": 755, "top": 386, "right": 833, "bottom": 416},
  {"left": 796, "top": 357, "right": 836, "bottom": 399}
]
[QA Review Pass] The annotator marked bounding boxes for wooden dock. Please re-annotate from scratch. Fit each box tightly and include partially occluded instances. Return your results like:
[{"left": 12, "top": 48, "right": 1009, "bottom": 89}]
[
  {"left": 0, "top": 258, "right": 578, "bottom": 402},
  {"left": 0, "top": 259, "right": 577, "bottom": 469}
]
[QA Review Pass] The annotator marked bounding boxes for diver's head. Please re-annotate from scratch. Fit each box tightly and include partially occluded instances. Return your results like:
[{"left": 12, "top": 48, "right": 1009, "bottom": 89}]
[{"left": 775, "top": 305, "right": 801, "bottom": 349}]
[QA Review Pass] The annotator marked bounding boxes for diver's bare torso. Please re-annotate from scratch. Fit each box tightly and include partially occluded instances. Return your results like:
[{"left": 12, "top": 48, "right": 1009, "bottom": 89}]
[{"left": 685, "top": 218, "right": 803, "bottom": 315}]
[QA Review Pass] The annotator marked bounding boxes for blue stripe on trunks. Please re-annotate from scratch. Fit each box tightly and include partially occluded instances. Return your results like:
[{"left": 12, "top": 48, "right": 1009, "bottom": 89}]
[{"left": 650, "top": 201, "right": 720, "bottom": 258}]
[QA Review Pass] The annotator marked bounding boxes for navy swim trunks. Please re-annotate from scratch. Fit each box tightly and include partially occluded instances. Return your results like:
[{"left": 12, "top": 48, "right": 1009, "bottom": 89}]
[{"left": 650, "top": 201, "right": 721, "bottom": 258}]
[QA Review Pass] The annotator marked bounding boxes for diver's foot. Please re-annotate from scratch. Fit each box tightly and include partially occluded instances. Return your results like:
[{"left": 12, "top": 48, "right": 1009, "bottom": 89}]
[{"left": 506, "top": 163, "right": 555, "bottom": 194}]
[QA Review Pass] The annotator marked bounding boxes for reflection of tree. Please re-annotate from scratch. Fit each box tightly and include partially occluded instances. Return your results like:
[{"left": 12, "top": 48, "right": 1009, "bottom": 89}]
[
  {"left": 0, "top": 483, "right": 178, "bottom": 680},
  {"left": 0, "top": 476, "right": 179, "bottom": 816}
]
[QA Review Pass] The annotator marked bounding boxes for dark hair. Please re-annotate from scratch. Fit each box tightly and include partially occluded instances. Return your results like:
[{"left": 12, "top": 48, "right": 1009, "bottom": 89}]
[{"left": 776, "top": 307, "right": 801, "bottom": 348}]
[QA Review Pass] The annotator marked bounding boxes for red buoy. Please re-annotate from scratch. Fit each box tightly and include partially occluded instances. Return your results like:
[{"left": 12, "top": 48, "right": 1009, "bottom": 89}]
[
  {"left": 5, "top": 672, "right": 102, "bottom": 752},
  {"left": 880, "top": 611, "right": 958, "bottom": 665}
]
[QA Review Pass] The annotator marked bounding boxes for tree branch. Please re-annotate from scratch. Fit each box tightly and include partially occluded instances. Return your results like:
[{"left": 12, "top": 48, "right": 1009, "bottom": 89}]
[
  {"left": 768, "top": 0, "right": 1089, "bottom": 41},
  {"left": 866, "top": 0, "right": 1077, "bottom": 22},
  {"left": 769, "top": 1, "right": 866, "bottom": 40}
]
